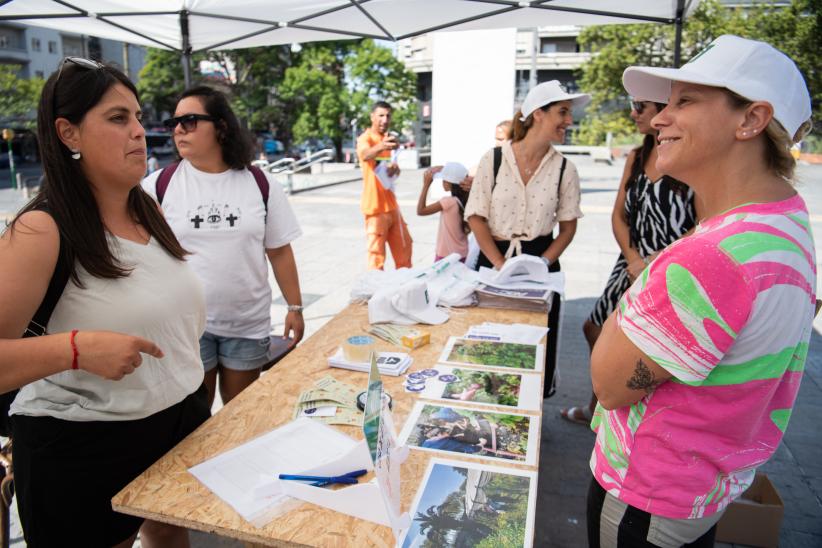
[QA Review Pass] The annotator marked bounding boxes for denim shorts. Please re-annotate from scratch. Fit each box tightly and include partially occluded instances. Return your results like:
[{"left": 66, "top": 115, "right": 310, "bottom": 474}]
[{"left": 200, "top": 331, "right": 272, "bottom": 372}]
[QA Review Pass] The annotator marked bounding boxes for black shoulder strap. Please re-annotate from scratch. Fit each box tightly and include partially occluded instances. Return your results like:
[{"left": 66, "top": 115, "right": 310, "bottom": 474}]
[
  {"left": 491, "top": 146, "right": 502, "bottom": 191},
  {"left": 155, "top": 161, "right": 181, "bottom": 206},
  {"left": 24, "top": 210, "right": 70, "bottom": 338},
  {"left": 248, "top": 165, "right": 270, "bottom": 216},
  {"left": 557, "top": 157, "right": 567, "bottom": 200}
]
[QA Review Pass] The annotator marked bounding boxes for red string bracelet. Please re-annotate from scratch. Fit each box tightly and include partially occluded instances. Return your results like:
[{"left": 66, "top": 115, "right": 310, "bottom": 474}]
[{"left": 70, "top": 329, "right": 79, "bottom": 370}]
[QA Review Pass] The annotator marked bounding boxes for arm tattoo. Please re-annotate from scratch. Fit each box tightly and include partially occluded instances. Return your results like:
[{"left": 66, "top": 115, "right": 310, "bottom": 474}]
[{"left": 626, "top": 358, "right": 662, "bottom": 394}]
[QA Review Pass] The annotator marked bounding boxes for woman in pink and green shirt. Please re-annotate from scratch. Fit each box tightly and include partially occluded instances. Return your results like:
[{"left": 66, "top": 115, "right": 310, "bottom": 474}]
[{"left": 587, "top": 35, "right": 815, "bottom": 548}]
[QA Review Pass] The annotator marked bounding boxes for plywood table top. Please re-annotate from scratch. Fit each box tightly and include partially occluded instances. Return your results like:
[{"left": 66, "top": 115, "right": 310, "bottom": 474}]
[{"left": 112, "top": 303, "right": 547, "bottom": 547}]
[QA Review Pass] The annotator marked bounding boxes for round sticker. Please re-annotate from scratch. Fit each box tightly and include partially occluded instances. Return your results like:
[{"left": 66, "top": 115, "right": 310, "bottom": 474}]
[
  {"left": 438, "top": 374, "right": 458, "bottom": 383},
  {"left": 406, "top": 376, "right": 426, "bottom": 385},
  {"left": 407, "top": 372, "right": 427, "bottom": 381},
  {"left": 420, "top": 369, "right": 439, "bottom": 377},
  {"left": 405, "top": 383, "right": 425, "bottom": 392},
  {"left": 303, "top": 407, "right": 317, "bottom": 415}
]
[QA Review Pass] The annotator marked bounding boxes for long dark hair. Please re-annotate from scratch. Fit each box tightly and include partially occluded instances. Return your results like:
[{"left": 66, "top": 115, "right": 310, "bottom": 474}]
[
  {"left": 12, "top": 60, "right": 188, "bottom": 286},
  {"left": 448, "top": 182, "right": 471, "bottom": 234},
  {"left": 178, "top": 86, "right": 254, "bottom": 170}
]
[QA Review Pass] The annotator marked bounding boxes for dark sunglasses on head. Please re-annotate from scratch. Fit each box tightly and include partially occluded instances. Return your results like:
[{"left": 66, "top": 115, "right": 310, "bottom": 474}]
[
  {"left": 162, "top": 114, "right": 216, "bottom": 132},
  {"left": 56, "top": 56, "right": 104, "bottom": 83},
  {"left": 631, "top": 100, "right": 649, "bottom": 114}
]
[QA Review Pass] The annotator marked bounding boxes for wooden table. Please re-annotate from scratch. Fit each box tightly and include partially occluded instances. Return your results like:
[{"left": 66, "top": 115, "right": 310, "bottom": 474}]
[{"left": 113, "top": 304, "right": 547, "bottom": 547}]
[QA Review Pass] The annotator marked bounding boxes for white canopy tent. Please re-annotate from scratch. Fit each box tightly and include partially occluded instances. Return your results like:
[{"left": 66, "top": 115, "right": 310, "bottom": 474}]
[{"left": 1, "top": 1, "right": 701, "bottom": 86}]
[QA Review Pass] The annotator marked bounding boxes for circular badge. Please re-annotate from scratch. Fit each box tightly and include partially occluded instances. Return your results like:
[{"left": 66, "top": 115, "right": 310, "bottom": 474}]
[
  {"left": 438, "top": 374, "right": 458, "bottom": 383},
  {"left": 420, "top": 369, "right": 439, "bottom": 377},
  {"left": 303, "top": 407, "right": 317, "bottom": 415},
  {"left": 405, "top": 383, "right": 425, "bottom": 392},
  {"left": 406, "top": 376, "right": 426, "bottom": 385},
  {"left": 407, "top": 372, "right": 427, "bottom": 381}
]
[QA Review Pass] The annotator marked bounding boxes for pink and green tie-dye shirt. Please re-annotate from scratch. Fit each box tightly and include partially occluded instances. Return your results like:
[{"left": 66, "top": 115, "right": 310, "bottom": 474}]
[{"left": 590, "top": 195, "right": 816, "bottom": 519}]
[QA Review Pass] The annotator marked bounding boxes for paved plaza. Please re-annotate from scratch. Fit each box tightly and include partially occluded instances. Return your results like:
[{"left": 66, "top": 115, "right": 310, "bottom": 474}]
[{"left": 1, "top": 157, "right": 821, "bottom": 547}]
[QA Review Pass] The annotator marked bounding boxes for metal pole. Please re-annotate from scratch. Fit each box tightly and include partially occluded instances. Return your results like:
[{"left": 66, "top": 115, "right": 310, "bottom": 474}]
[
  {"left": 529, "top": 28, "right": 538, "bottom": 90},
  {"left": 673, "top": 0, "right": 685, "bottom": 67},
  {"left": 180, "top": 10, "right": 192, "bottom": 88}
]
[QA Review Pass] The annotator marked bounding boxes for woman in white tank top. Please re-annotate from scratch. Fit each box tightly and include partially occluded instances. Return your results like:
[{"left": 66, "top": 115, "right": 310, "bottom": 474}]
[{"left": 0, "top": 59, "right": 209, "bottom": 547}]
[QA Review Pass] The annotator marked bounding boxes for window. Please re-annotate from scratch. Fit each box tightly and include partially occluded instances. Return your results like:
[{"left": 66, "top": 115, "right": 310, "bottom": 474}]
[
  {"left": 0, "top": 36, "right": 8, "bottom": 49},
  {"left": 540, "top": 42, "right": 557, "bottom": 54},
  {"left": 48, "top": 41, "right": 57, "bottom": 54},
  {"left": 31, "top": 38, "right": 41, "bottom": 51},
  {"left": 35, "top": 70, "right": 44, "bottom": 78}
]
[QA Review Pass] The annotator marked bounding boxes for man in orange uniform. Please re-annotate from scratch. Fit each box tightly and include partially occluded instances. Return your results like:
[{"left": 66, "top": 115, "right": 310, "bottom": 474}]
[{"left": 356, "top": 101, "right": 413, "bottom": 270}]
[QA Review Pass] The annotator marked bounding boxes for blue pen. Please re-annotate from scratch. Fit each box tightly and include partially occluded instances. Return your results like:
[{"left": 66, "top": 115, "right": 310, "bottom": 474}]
[{"left": 279, "top": 469, "right": 368, "bottom": 487}]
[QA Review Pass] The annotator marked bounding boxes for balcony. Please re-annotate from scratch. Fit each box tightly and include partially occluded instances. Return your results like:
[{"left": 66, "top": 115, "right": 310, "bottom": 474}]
[
  {"left": 0, "top": 45, "right": 29, "bottom": 64},
  {"left": 515, "top": 51, "right": 592, "bottom": 71}
]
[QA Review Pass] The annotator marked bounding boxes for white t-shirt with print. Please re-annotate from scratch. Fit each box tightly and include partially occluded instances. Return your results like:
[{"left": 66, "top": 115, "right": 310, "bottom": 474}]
[{"left": 142, "top": 160, "right": 302, "bottom": 339}]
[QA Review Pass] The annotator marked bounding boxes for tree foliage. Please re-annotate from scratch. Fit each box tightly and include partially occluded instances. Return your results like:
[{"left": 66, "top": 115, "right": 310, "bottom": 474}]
[
  {"left": 0, "top": 65, "right": 44, "bottom": 128},
  {"left": 280, "top": 39, "right": 417, "bottom": 155},
  {"left": 575, "top": 0, "right": 820, "bottom": 145},
  {"left": 137, "top": 48, "right": 202, "bottom": 120}
]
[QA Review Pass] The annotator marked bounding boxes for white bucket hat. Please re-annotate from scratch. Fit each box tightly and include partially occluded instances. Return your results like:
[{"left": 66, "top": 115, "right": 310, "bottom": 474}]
[
  {"left": 519, "top": 80, "right": 591, "bottom": 121},
  {"left": 391, "top": 279, "right": 449, "bottom": 325},
  {"left": 622, "top": 34, "right": 811, "bottom": 137},
  {"left": 435, "top": 162, "right": 469, "bottom": 184}
]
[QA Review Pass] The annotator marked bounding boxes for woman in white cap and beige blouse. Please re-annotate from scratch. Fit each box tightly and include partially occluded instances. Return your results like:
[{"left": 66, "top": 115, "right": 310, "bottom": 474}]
[
  {"left": 587, "top": 35, "right": 814, "bottom": 547},
  {"left": 465, "top": 80, "right": 590, "bottom": 397}
]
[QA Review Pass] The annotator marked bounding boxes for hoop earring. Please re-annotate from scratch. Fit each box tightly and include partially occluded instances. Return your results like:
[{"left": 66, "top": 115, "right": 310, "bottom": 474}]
[{"left": 71, "top": 149, "right": 81, "bottom": 160}]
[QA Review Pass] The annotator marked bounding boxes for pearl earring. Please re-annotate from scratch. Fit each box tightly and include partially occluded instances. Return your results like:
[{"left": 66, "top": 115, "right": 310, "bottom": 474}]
[{"left": 71, "top": 150, "right": 81, "bottom": 160}]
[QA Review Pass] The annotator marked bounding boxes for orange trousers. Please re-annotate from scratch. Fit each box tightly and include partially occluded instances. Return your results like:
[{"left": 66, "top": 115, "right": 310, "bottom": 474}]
[{"left": 365, "top": 209, "right": 413, "bottom": 270}]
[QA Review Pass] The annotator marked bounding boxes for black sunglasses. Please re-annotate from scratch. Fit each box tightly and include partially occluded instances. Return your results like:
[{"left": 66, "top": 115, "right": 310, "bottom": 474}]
[
  {"left": 56, "top": 56, "right": 104, "bottom": 83},
  {"left": 162, "top": 114, "right": 216, "bottom": 132},
  {"left": 631, "top": 100, "right": 648, "bottom": 114}
]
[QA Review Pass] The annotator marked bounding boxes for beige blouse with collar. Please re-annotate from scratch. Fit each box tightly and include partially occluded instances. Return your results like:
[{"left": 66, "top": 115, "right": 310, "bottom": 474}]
[{"left": 464, "top": 140, "right": 583, "bottom": 258}]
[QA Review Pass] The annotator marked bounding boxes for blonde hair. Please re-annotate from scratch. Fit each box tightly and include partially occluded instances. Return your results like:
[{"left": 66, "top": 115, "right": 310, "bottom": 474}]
[{"left": 726, "top": 90, "right": 812, "bottom": 181}]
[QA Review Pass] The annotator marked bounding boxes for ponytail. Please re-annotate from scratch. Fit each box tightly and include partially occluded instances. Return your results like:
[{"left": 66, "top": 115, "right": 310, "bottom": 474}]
[{"left": 511, "top": 110, "right": 531, "bottom": 142}]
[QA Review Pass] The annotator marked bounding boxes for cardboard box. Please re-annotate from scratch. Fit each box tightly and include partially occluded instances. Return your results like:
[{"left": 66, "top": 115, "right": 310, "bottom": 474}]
[{"left": 715, "top": 473, "right": 784, "bottom": 548}]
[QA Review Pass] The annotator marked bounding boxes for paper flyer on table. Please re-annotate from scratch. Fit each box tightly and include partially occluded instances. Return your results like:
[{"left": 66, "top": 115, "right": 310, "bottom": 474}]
[
  {"left": 398, "top": 401, "right": 540, "bottom": 466},
  {"left": 438, "top": 336, "right": 544, "bottom": 373},
  {"left": 188, "top": 418, "right": 359, "bottom": 527},
  {"left": 399, "top": 458, "right": 538, "bottom": 548},
  {"left": 416, "top": 365, "right": 542, "bottom": 412}
]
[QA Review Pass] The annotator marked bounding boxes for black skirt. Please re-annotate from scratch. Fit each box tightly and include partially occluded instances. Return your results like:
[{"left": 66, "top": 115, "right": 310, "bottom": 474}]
[
  {"left": 12, "top": 385, "right": 211, "bottom": 548},
  {"left": 477, "top": 234, "right": 561, "bottom": 397}
]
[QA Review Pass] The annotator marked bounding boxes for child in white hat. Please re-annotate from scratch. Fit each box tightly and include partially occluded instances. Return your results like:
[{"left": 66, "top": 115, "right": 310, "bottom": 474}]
[{"left": 416, "top": 162, "right": 472, "bottom": 262}]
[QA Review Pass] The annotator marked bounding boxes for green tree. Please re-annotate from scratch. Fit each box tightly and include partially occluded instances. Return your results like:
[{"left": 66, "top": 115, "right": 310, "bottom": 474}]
[
  {"left": 205, "top": 45, "right": 300, "bottom": 140},
  {"left": 575, "top": 0, "right": 820, "bottom": 145},
  {"left": 280, "top": 39, "right": 416, "bottom": 157},
  {"left": 137, "top": 48, "right": 202, "bottom": 120},
  {"left": 0, "top": 65, "right": 44, "bottom": 128}
]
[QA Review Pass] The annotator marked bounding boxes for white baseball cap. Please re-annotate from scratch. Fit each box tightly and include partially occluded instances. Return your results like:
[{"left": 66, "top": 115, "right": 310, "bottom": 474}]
[
  {"left": 391, "top": 279, "right": 449, "bottom": 325},
  {"left": 435, "top": 162, "right": 469, "bottom": 184},
  {"left": 368, "top": 286, "right": 416, "bottom": 325},
  {"left": 519, "top": 80, "right": 591, "bottom": 121},
  {"left": 623, "top": 34, "right": 811, "bottom": 137}
]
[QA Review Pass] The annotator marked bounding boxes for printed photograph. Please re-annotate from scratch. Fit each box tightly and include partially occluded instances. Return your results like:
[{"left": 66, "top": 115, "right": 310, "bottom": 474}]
[
  {"left": 399, "top": 403, "right": 539, "bottom": 465},
  {"left": 417, "top": 366, "right": 541, "bottom": 411},
  {"left": 401, "top": 459, "right": 537, "bottom": 548},
  {"left": 439, "top": 338, "right": 543, "bottom": 372}
]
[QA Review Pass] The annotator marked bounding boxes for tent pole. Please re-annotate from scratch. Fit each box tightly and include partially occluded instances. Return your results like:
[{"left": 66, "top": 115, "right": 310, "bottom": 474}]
[
  {"left": 180, "top": 10, "right": 192, "bottom": 88},
  {"left": 673, "top": 0, "right": 685, "bottom": 67}
]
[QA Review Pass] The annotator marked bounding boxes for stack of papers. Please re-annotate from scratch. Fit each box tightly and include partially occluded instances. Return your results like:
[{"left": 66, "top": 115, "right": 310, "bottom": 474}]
[
  {"left": 475, "top": 285, "right": 552, "bottom": 312},
  {"left": 292, "top": 376, "right": 362, "bottom": 427},
  {"left": 328, "top": 348, "right": 412, "bottom": 376}
]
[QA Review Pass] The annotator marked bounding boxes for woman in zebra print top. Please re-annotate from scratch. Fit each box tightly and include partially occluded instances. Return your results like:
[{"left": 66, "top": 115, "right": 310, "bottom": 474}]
[{"left": 560, "top": 99, "right": 697, "bottom": 425}]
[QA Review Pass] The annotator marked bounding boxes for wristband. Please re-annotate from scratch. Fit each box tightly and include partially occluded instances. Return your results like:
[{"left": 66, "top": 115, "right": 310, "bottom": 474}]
[
  {"left": 70, "top": 329, "right": 79, "bottom": 370},
  {"left": 287, "top": 304, "right": 304, "bottom": 313}
]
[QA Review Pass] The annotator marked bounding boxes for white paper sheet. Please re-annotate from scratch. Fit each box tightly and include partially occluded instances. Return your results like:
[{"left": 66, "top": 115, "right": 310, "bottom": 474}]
[
  {"left": 188, "top": 418, "right": 358, "bottom": 527},
  {"left": 465, "top": 323, "right": 549, "bottom": 345}
]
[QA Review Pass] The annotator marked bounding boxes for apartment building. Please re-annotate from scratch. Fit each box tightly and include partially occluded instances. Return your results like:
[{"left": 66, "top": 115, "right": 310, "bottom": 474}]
[
  {"left": 0, "top": 22, "right": 146, "bottom": 84},
  {"left": 398, "top": 26, "right": 588, "bottom": 159}
]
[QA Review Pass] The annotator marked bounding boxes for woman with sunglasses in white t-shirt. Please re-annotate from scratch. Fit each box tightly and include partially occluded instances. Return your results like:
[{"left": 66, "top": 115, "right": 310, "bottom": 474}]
[{"left": 143, "top": 86, "right": 304, "bottom": 409}]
